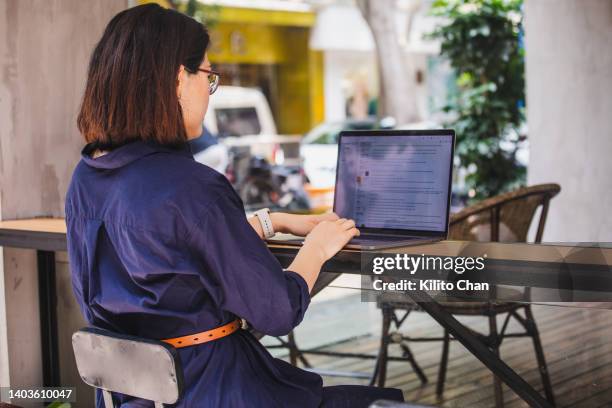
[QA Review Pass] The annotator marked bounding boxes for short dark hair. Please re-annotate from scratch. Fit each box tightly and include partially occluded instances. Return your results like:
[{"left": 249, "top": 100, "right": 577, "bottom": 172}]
[{"left": 77, "top": 4, "right": 209, "bottom": 148}]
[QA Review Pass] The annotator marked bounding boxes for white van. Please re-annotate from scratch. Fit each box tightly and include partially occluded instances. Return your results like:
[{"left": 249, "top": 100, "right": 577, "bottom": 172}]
[
  {"left": 204, "top": 86, "right": 277, "bottom": 136},
  {"left": 204, "top": 86, "right": 300, "bottom": 164}
]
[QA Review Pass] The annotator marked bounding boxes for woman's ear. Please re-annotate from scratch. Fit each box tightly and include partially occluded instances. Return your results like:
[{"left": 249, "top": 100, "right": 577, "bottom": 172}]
[{"left": 177, "top": 65, "right": 186, "bottom": 100}]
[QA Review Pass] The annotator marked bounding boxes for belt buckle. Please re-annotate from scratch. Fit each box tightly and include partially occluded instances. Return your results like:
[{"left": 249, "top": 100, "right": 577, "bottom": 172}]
[{"left": 239, "top": 318, "right": 248, "bottom": 330}]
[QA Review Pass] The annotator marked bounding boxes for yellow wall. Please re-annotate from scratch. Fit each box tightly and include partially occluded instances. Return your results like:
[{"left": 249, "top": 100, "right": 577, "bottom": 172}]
[
  {"left": 137, "top": 2, "right": 324, "bottom": 133},
  {"left": 138, "top": 0, "right": 173, "bottom": 8},
  {"left": 308, "top": 49, "right": 325, "bottom": 130},
  {"left": 214, "top": 6, "right": 315, "bottom": 27},
  {"left": 275, "top": 28, "right": 322, "bottom": 134},
  {"left": 208, "top": 23, "right": 324, "bottom": 134},
  {"left": 207, "top": 23, "right": 287, "bottom": 65}
]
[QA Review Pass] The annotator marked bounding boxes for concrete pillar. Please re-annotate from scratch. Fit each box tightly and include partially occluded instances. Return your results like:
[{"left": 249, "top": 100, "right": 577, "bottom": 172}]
[
  {"left": 524, "top": 0, "right": 612, "bottom": 242},
  {"left": 0, "top": 0, "right": 126, "bottom": 405}
]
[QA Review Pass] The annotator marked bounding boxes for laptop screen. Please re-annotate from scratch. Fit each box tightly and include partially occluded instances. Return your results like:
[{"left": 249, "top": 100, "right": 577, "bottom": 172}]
[{"left": 334, "top": 132, "right": 454, "bottom": 234}]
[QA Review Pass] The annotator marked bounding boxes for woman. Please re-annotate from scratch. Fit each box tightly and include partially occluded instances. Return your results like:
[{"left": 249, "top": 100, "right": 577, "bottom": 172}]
[{"left": 66, "top": 4, "right": 404, "bottom": 407}]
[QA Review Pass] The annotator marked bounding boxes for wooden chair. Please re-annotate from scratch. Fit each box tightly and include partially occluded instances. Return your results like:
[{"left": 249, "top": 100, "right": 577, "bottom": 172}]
[{"left": 372, "top": 183, "right": 560, "bottom": 407}]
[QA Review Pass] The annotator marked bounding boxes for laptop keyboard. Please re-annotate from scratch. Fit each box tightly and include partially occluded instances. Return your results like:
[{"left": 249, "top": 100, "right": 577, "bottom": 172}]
[{"left": 349, "top": 235, "right": 422, "bottom": 245}]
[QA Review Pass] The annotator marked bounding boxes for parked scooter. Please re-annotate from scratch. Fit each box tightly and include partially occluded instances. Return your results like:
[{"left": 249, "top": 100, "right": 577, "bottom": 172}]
[{"left": 226, "top": 146, "right": 310, "bottom": 212}]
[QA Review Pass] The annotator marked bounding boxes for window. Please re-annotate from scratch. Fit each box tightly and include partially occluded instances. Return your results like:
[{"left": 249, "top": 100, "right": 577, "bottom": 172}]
[{"left": 215, "top": 107, "right": 262, "bottom": 137}]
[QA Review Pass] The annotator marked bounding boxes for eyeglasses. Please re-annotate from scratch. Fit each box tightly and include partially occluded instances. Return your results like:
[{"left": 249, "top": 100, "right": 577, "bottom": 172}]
[{"left": 197, "top": 68, "right": 221, "bottom": 95}]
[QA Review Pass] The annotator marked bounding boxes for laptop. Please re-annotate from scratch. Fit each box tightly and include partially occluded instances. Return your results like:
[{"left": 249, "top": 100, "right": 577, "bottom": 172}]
[{"left": 268, "top": 129, "right": 455, "bottom": 250}]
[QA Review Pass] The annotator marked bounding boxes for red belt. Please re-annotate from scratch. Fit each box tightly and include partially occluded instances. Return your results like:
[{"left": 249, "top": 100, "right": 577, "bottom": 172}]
[{"left": 161, "top": 319, "right": 241, "bottom": 348}]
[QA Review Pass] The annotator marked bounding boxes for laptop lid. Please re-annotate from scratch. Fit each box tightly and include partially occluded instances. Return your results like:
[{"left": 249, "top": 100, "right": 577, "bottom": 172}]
[{"left": 333, "top": 129, "right": 455, "bottom": 238}]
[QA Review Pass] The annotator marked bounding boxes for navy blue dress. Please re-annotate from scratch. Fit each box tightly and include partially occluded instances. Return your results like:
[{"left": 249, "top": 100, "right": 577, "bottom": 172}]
[{"left": 66, "top": 140, "right": 403, "bottom": 407}]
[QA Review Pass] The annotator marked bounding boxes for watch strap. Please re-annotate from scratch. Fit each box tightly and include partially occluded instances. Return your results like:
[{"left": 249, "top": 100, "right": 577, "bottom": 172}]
[{"left": 254, "top": 208, "right": 275, "bottom": 239}]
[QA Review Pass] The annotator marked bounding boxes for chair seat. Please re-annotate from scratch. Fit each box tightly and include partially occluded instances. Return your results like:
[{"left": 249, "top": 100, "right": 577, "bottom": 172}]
[{"left": 378, "top": 286, "right": 526, "bottom": 315}]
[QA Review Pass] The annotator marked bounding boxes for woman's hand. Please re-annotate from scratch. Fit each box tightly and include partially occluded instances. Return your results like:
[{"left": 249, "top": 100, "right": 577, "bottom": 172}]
[
  {"left": 303, "top": 218, "right": 360, "bottom": 262},
  {"left": 288, "top": 218, "right": 360, "bottom": 292},
  {"left": 271, "top": 212, "right": 340, "bottom": 237}
]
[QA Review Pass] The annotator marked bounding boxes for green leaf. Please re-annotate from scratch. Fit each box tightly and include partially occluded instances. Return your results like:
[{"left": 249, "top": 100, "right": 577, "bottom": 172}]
[{"left": 429, "top": 0, "right": 526, "bottom": 199}]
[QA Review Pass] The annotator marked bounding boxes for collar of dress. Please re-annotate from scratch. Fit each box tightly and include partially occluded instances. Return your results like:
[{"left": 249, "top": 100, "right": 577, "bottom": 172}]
[{"left": 81, "top": 140, "right": 193, "bottom": 170}]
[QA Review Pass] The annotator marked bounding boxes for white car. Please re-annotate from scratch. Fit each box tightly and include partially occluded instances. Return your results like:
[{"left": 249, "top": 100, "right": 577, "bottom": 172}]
[
  {"left": 300, "top": 119, "right": 440, "bottom": 188},
  {"left": 300, "top": 118, "right": 528, "bottom": 191},
  {"left": 300, "top": 119, "right": 380, "bottom": 188},
  {"left": 204, "top": 86, "right": 277, "bottom": 137}
]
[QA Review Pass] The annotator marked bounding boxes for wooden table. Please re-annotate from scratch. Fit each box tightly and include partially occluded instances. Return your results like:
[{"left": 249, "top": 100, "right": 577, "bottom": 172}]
[
  {"left": 0, "top": 218, "right": 67, "bottom": 388},
  {"left": 1, "top": 218, "right": 611, "bottom": 408}
]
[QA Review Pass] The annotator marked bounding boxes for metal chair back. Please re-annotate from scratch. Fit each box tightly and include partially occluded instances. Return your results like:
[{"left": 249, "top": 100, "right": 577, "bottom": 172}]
[{"left": 72, "top": 327, "right": 184, "bottom": 408}]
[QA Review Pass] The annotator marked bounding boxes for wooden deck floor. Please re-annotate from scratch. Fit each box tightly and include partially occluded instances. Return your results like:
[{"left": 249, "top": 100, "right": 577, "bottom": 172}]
[{"left": 274, "top": 303, "right": 612, "bottom": 407}]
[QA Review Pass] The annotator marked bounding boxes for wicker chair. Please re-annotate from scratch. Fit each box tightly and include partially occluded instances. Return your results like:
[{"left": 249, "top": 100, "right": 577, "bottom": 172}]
[{"left": 372, "top": 183, "right": 560, "bottom": 407}]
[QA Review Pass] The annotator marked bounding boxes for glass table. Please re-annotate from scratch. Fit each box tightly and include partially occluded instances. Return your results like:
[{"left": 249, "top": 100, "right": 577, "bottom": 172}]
[
  {"left": 1, "top": 218, "right": 611, "bottom": 407},
  {"left": 269, "top": 240, "right": 612, "bottom": 408}
]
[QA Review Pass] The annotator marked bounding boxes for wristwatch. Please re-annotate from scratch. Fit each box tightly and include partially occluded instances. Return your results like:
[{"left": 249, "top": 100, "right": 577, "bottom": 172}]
[{"left": 254, "top": 208, "right": 275, "bottom": 239}]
